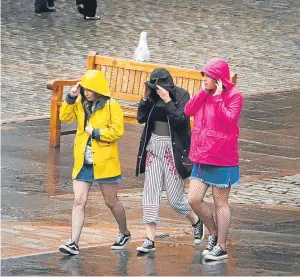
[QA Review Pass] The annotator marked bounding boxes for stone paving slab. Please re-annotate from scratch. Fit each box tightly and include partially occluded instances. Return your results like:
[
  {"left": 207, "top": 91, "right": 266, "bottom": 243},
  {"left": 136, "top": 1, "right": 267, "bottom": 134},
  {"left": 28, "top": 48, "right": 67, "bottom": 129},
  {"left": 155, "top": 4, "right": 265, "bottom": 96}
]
[{"left": 1, "top": 0, "right": 300, "bottom": 120}]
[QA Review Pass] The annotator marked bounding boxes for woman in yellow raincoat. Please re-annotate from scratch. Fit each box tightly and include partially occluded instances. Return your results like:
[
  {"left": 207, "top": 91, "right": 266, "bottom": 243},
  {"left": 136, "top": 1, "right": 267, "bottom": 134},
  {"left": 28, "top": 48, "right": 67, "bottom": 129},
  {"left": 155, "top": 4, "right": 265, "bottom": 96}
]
[{"left": 58, "top": 70, "right": 131, "bottom": 255}]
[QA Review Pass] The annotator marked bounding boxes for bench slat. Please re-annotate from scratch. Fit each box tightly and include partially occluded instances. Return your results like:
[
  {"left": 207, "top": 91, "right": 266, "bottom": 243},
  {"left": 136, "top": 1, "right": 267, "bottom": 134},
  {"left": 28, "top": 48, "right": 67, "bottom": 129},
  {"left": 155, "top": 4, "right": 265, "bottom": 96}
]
[
  {"left": 95, "top": 56, "right": 204, "bottom": 79},
  {"left": 133, "top": 71, "right": 142, "bottom": 96}
]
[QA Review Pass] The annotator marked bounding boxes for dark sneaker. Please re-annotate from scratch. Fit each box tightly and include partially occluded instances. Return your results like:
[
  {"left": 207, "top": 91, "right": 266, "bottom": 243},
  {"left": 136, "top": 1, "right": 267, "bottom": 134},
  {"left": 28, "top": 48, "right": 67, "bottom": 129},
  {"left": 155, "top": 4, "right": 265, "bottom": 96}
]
[
  {"left": 205, "top": 244, "right": 228, "bottom": 261},
  {"left": 193, "top": 219, "right": 205, "bottom": 245},
  {"left": 136, "top": 238, "right": 155, "bottom": 253},
  {"left": 84, "top": 15, "right": 100, "bottom": 20},
  {"left": 59, "top": 241, "right": 79, "bottom": 255},
  {"left": 202, "top": 235, "right": 217, "bottom": 256},
  {"left": 111, "top": 233, "right": 131, "bottom": 250}
]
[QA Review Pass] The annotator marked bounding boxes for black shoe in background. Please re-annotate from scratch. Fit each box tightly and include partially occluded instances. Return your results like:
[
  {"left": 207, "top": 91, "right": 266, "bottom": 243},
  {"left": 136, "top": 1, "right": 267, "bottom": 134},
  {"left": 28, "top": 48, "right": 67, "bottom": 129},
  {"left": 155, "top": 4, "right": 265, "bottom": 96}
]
[{"left": 35, "top": 0, "right": 55, "bottom": 13}]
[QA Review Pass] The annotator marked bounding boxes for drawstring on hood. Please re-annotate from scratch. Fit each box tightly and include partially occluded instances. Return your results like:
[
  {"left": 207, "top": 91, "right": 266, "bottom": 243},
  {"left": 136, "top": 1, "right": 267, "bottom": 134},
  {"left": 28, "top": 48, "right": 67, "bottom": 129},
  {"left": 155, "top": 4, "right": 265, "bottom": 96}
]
[{"left": 201, "top": 57, "right": 234, "bottom": 91}]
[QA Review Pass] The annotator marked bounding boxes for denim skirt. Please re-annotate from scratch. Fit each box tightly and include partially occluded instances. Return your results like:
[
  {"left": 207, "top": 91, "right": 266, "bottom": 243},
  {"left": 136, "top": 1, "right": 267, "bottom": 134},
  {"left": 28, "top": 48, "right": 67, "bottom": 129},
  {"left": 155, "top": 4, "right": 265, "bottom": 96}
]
[
  {"left": 74, "top": 164, "right": 123, "bottom": 184},
  {"left": 190, "top": 163, "right": 240, "bottom": 188}
]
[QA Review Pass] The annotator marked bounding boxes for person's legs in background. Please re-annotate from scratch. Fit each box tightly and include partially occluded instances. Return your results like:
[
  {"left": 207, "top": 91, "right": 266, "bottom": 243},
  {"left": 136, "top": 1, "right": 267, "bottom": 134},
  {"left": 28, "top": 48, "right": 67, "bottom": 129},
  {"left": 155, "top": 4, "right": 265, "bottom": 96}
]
[{"left": 77, "top": 0, "right": 100, "bottom": 20}]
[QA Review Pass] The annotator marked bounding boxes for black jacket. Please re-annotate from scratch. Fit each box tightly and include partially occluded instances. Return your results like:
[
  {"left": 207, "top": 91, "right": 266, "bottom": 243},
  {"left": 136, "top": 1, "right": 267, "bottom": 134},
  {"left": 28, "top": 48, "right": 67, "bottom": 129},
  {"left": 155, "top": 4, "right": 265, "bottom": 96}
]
[{"left": 135, "top": 69, "right": 193, "bottom": 179}]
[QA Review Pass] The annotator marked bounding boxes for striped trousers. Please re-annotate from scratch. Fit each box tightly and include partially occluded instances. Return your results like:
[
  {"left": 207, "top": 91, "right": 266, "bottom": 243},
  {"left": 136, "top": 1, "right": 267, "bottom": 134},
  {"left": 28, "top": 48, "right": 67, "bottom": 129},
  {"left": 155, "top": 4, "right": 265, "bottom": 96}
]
[{"left": 142, "top": 134, "right": 192, "bottom": 224}]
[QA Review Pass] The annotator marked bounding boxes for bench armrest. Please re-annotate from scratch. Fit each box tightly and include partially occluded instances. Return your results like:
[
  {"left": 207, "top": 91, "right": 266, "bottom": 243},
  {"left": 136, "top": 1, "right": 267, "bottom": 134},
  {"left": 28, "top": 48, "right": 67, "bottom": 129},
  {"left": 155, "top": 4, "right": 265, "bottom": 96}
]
[
  {"left": 47, "top": 79, "right": 81, "bottom": 90},
  {"left": 48, "top": 78, "right": 80, "bottom": 148}
]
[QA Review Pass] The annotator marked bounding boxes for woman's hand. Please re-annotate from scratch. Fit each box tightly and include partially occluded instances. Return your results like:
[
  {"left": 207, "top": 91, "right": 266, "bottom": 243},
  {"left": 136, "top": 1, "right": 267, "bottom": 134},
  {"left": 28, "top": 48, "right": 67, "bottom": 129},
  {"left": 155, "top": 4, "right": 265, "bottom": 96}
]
[
  {"left": 215, "top": 79, "right": 223, "bottom": 95},
  {"left": 143, "top": 86, "right": 151, "bottom": 100},
  {"left": 201, "top": 80, "right": 207, "bottom": 92},
  {"left": 157, "top": 85, "right": 171, "bottom": 103},
  {"left": 85, "top": 123, "right": 94, "bottom": 136},
  {"left": 70, "top": 82, "right": 81, "bottom": 97}
]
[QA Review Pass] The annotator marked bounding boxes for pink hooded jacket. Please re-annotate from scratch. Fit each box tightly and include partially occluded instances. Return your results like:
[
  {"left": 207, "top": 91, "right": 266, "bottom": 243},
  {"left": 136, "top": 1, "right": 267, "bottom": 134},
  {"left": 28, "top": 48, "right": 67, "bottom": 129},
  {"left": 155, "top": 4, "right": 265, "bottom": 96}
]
[{"left": 184, "top": 58, "right": 243, "bottom": 166}]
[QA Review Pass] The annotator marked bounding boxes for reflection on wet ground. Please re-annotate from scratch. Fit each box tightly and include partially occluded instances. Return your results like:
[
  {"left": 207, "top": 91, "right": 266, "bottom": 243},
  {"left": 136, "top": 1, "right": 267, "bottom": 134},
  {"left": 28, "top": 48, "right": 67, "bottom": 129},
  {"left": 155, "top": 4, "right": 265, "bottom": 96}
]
[{"left": 2, "top": 230, "right": 300, "bottom": 276}]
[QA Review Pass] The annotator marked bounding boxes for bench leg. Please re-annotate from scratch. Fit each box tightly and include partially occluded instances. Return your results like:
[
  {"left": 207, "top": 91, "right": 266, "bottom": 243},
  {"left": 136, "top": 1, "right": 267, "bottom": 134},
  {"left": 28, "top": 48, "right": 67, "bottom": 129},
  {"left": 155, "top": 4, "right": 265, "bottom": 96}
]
[
  {"left": 49, "top": 98, "right": 61, "bottom": 148},
  {"left": 47, "top": 147, "right": 60, "bottom": 196}
]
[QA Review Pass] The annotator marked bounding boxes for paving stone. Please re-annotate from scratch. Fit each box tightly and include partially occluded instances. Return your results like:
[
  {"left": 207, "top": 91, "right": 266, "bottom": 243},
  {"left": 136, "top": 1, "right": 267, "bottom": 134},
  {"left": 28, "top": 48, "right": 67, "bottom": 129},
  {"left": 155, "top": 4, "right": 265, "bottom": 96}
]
[{"left": 1, "top": 0, "right": 300, "bottom": 120}]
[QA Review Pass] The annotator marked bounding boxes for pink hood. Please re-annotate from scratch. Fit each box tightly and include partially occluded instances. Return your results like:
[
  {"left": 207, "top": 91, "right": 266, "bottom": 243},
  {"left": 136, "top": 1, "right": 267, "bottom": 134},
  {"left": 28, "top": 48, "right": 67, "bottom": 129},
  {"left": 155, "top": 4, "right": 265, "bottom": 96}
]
[{"left": 201, "top": 57, "right": 234, "bottom": 91}]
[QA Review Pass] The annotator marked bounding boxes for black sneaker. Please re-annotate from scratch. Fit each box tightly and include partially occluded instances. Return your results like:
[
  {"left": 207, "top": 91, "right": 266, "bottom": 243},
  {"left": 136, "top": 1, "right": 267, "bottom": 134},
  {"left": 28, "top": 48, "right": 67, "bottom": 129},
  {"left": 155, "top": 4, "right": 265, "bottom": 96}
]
[
  {"left": 35, "top": 6, "right": 55, "bottom": 13},
  {"left": 205, "top": 244, "right": 228, "bottom": 261},
  {"left": 111, "top": 233, "right": 131, "bottom": 250},
  {"left": 193, "top": 219, "right": 205, "bottom": 245},
  {"left": 202, "top": 235, "right": 217, "bottom": 256},
  {"left": 136, "top": 238, "right": 155, "bottom": 253},
  {"left": 59, "top": 241, "right": 79, "bottom": 255}
]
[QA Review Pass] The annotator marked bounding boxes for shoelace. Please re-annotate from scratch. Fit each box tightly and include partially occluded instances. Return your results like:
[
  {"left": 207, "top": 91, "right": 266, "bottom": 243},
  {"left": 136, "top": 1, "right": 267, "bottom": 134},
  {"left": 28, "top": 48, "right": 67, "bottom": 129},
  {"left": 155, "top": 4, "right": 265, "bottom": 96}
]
[
  {"left": 209, "top": 245, "right": 222, "bottom": 256},
  {"left": 67, "top": 240, "right": 78, "bottom": 249},
  {"left": 115, "top": 233, "right": 123, "bottom": 243},
  {"left": 142, "top": 239, "right": 153, "bottom": 248},
  {"left": 193, "top": 222, "right": 201, "bottom": 236},
  {"left": 206, "top": 235, "right": 217, "bottom": 249}
]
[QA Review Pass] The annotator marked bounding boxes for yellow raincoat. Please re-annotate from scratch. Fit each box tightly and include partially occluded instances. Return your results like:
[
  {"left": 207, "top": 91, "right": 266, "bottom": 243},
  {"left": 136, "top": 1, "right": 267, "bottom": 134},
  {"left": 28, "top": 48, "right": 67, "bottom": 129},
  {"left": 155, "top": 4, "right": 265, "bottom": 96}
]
[{"left": 59, "top": 94, "right": 124, "bottom": 180}]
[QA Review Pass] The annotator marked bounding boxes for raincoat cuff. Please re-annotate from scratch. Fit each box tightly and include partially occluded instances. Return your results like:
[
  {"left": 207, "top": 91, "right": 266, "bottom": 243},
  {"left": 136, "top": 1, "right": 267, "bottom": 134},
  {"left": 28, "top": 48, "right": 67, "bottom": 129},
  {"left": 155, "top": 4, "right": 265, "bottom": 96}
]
[
  {"left": 66, "top": 93, "right": 78, "bottom": 104},
  {"left": 92, "top": 129, "right": 100, "bottom": 141}
]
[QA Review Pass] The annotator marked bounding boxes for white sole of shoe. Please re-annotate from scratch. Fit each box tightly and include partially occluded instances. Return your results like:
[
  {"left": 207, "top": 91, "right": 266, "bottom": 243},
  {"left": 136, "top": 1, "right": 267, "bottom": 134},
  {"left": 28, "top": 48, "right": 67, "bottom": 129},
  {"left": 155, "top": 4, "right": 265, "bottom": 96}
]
[
  {"left": 202, "top": 249, "right": 209, "bottom": 256},
  {"left": 84, "top": 16, "right": 100, "bottom": 20},
  {"left": 111, "top": 237, "right": 131, "bottom": 250},
  {"left": 59, "top": 245, "right": 79, "bottom": 255},
  {"left": 202, "top": 258, "right": 228, "bottom": 265},
  {"left": 204, "top": 253, "right": 228, "bottom": 261},
  {"left": 136, "top": 247, "right": 156, "bottom": 253}
]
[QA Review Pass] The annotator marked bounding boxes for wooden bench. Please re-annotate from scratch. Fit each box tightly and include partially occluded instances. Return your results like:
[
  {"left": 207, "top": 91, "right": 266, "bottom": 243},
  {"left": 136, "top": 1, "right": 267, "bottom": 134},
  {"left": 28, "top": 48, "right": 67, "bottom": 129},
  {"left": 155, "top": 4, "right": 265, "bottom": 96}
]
[{"left": 47, "top": 51, "right": 237, "bottom": 147}]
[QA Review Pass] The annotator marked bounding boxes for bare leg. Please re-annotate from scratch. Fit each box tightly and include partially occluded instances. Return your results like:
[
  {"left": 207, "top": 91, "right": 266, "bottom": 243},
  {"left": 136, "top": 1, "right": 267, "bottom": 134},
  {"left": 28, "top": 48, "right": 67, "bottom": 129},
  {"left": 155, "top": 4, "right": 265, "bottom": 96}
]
[
  {"left": 71, "top": 180, "right": 92, "bottom": 245},
  {"left": 99, "top": 183, "right": 129, "bottom": 235},
  {"left": 212, "top": 186, "right": 231, "bottom": 248},
  {"left": 186, "top": 210, "right": 199, "bottom": 225},
  {"left": 146, "top": 223, "right": 156, "bottom": 241},
  {"left": 188, "top": 179, "right": 217, "bottom": 235}
]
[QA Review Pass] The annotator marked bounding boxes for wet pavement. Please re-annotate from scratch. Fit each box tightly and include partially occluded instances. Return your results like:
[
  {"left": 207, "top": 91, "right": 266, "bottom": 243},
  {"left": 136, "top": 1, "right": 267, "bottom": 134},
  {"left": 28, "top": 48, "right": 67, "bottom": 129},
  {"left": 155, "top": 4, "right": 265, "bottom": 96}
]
[
  {"left": 1, "top": 88, "right": 300, "bottom": 275},
  {"left": 1, "top": 0, "right": 300, "bottom": 120}
]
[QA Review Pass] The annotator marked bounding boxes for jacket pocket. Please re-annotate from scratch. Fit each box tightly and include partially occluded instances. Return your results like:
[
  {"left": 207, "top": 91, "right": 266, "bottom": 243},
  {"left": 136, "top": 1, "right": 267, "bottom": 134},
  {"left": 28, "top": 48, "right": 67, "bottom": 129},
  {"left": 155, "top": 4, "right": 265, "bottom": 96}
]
[
  {"left": 199, "top": 129, "right": 228, "bottom": 156},
  {"left": 93, "top": 141, "right": 114, "bottom": 162}
]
